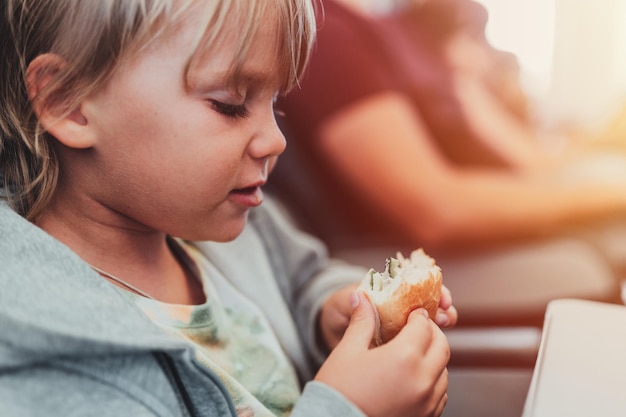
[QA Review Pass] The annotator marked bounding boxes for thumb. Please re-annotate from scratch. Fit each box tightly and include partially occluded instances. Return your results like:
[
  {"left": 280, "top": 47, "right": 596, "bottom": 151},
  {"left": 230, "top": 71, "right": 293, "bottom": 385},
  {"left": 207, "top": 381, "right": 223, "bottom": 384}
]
[{"left": 339, "top": 291, "right": 378, "bottom": 350}]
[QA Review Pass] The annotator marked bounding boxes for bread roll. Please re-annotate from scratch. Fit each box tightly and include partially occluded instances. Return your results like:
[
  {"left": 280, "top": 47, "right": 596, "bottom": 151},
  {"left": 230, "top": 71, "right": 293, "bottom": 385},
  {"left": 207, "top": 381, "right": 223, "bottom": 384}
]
[{"left": 359, "top": 249, "right": 443, "bottom": 345}]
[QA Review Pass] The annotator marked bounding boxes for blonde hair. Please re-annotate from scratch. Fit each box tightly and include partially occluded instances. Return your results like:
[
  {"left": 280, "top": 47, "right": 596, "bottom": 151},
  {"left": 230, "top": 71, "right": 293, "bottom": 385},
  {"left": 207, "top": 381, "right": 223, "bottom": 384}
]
[{"left": 0, "top": 0, "right": 316, "bottom": 221}]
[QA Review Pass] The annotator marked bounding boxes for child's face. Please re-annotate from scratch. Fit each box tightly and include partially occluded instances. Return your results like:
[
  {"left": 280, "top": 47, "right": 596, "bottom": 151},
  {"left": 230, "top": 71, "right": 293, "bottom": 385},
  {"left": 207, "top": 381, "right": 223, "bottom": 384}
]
[{"left": 79, "top": 16, "right": 286, "bottom": 242}]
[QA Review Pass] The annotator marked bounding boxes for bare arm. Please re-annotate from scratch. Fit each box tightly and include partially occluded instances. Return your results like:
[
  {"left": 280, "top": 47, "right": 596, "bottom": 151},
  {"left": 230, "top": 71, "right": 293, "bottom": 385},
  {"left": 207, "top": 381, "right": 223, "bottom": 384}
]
[
  {"left": 317, "top": 91, "right": 626, "bottom": 250},
  {"left": 451, "top": 72, "right": 552, "bottom": 170}
]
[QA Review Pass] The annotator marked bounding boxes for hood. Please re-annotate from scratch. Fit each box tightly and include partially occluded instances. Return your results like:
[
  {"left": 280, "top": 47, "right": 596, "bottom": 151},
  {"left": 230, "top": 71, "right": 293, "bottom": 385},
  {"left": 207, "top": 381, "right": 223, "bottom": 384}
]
[{"left": 0, "top": 202, "right": 186, "bottom": 370}]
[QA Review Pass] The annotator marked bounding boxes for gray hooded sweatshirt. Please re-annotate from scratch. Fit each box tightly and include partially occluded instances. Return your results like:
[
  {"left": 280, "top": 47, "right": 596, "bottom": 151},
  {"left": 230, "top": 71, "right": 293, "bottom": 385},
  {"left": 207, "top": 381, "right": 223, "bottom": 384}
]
[{"left": 0, "top": 199, "right": 368, "bottom": 417}]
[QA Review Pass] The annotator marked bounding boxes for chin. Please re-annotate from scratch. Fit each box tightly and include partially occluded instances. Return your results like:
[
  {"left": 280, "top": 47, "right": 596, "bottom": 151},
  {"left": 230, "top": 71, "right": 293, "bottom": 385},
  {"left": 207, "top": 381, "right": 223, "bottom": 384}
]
[
  {"left": 211, "top": 229, "right": 245, "bottom": 243},
  {"left": 191, "top": 218, "right": 248, "bottom": 243},
  {"left": 174, "top": 209, "right": 249, "bottom": 242}
]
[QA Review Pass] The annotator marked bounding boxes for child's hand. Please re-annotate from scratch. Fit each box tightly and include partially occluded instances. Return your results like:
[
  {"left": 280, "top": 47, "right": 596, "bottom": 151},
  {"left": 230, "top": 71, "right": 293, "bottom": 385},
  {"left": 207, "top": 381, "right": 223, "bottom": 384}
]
[
  {"left": 319, "top": 284, "right": 458, "bottom": 352},
  {"left": 318, "top": 283, "right": 360, "bottom": 351},
  {"left": 315, "top": 291, "right": 450, "bottom": 417},
  {"left": 435, "top": 285, "right": 458, "bottom": 328}
]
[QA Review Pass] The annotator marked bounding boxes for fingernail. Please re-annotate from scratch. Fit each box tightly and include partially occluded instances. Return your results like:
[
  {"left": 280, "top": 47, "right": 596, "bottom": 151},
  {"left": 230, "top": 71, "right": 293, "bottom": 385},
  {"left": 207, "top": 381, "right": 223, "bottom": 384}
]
[
  {"left": 350, "top": 291, "right": 360, "bottom": 309},
  {"left": 436, "top": 312, "right": 449, "bottom": 326}
]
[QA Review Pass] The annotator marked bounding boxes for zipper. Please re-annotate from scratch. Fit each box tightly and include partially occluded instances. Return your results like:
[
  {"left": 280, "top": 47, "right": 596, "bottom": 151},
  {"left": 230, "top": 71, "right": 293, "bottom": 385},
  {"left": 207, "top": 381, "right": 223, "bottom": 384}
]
[{"left": 154, "top": 352, "right": 197, "bottom": 417}]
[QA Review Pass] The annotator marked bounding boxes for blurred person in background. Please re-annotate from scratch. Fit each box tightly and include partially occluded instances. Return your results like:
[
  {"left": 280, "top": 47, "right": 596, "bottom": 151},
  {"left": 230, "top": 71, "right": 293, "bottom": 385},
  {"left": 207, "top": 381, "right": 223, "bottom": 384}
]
[
  {"left": 273, "top": 0, "right": 626, "bottom": 257},
  {"left": 269, "top": 0, "right": 626, "bottom": 322}
]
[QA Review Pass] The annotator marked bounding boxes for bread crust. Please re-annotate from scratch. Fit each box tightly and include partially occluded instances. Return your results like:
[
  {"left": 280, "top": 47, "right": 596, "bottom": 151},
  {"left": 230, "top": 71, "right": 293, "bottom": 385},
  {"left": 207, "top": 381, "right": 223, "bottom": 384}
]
[
  {"left": 372, "top": 268, "right": 442, "bottom": 344},
  {"left": 360, "top": 249, "right": 443, "bottom": 345}
]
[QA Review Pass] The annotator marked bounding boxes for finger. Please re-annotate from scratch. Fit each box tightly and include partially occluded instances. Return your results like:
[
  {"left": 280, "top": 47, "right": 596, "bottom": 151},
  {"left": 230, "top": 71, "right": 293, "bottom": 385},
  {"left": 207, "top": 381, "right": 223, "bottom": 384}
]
[
  {"left": 427, "top": 324, "right": 451, "bottom": 369},
  {"left": 431, "top": 368, "right": 449, "bottom": 417},
  {"left": 434, "top": 391, "right": 449, "bottom": 417},
  {"left": 320, "top": 304, "right": 351, "bottom": 351},
  {"left": 404, "top": 321, "right": 449, "bottom": 382},
  {"left": 389, "top": 308, "right": 433, "bottom": 353},
  {"left": 435, "top": 367, "right": 449, "bottom": 398},
  {"left": 439, "top": 285, "right": 452, "bottom": 310},
  {"left": 436, "top": 304, "right": 458, "bottom": 328},
  {"left": 337, "top": 284, "right": 360, "bottom": 317},
  {"left": 338, "top": 291, "right": 377, "bottom": 351}
]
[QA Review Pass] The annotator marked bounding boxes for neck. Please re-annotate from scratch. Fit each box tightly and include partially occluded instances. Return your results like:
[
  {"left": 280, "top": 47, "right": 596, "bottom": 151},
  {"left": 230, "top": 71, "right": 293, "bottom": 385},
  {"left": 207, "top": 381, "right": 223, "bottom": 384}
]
[{"left": 37, "top": 198, "right": 205, "bottom": 305}]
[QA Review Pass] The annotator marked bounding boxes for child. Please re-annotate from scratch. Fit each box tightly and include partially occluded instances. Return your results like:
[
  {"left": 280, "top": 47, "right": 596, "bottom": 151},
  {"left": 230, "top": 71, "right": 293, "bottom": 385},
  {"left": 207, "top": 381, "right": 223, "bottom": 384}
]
[{"left": 0, "top": 1, "right": 455, "bottom": 417}]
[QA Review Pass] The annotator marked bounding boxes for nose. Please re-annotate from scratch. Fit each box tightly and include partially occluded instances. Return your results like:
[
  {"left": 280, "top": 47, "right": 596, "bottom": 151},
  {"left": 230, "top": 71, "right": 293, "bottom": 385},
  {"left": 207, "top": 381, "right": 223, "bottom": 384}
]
[{"left": 248, "top": 108, "right": 287, "bottom": 161}]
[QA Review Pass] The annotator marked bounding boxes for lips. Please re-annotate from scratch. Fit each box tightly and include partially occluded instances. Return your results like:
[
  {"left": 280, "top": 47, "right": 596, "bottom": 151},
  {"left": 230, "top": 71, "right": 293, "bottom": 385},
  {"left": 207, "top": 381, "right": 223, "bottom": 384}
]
[
  {"left": 233, "top": 177, "right": 266, "bottom": 192},
  {"left": 231, "top": 186, "right": 257, "bottom": 195},
  {"left": 229, "top": 182, "right": 265, "bottom": 207}
]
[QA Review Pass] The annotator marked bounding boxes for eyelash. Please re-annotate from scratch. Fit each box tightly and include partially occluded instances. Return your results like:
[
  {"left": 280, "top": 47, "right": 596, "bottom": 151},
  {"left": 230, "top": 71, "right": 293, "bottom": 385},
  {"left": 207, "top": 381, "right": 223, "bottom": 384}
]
[{"left": 210, "top": 100, "right": 250, "bottom": 119}]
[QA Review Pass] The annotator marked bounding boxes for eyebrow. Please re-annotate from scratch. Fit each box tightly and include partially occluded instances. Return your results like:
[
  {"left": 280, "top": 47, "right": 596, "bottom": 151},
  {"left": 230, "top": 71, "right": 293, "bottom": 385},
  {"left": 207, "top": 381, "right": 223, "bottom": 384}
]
[
  {"left": 188, "top": 67, "right": 280, "bottom": 94},
  {"left": 227, "top": 67, "right": 277, "bottom": 86}
]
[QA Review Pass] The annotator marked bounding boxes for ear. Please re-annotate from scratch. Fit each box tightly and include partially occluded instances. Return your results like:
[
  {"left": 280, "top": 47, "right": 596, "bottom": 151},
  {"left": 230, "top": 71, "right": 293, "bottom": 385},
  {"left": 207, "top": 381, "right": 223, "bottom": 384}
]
[{"left": 26, "top": 53, "right": 96, "bottom": 149}]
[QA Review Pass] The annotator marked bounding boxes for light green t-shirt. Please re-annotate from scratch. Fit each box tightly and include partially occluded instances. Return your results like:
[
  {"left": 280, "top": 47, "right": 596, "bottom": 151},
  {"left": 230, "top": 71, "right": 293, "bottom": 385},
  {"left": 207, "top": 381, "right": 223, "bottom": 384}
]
[{"left": 124, "top": 241, "right": 301, "bottom": 417}]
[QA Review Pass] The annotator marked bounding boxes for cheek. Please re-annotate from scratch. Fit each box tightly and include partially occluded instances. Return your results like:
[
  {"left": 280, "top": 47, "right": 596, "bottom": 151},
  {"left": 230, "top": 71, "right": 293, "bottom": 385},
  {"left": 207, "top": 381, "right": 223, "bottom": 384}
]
[
  {"left": 89, "top": 87, "right": 247, "bottom": 200},
  {"left": 137, "top": 133, "right": 242, "bottom": 201}
]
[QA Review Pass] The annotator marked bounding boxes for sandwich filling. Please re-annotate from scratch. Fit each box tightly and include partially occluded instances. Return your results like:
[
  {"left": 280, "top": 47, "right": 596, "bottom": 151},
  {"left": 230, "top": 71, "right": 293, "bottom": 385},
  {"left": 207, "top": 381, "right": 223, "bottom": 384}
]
[{"left": 362, "top": 249, "right": 439, "bottom": 303}]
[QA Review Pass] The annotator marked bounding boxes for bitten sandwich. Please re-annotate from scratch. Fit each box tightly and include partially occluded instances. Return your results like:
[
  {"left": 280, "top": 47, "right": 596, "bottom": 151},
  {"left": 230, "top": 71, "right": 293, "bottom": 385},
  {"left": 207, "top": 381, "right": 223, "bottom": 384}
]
[{"left": 359, "top": 248, "right": 443, "bottom": 345}]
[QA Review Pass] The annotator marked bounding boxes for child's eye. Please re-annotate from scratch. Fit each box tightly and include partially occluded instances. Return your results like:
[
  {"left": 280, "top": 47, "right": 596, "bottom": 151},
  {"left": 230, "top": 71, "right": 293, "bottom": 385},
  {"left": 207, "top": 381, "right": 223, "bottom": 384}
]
[{"left": 209, "top": 100, "right": 250, "bottom": 119}]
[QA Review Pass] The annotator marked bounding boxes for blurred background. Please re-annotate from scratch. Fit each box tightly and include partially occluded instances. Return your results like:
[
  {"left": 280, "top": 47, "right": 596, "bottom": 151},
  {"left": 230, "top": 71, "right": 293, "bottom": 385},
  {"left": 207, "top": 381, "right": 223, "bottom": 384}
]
[
  {"left": 272, "top": 2, "right": 626, "bottom": 414},
  {"left": 475, "top": 0, "right": 626, "bottom": 137}
]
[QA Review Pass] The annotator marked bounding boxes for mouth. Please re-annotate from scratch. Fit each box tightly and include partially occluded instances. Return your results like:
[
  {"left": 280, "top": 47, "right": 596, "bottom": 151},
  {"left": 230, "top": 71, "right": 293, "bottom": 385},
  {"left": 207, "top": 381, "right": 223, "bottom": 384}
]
[
  {"left": 231, "top": 185, "right": 259, "bottom": 195},
  {"left": 228, "top": 183, "right": 265, "bottom": 207},
  {"left": 231, "top": 178, "right": 266, "bottom": 194}
]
